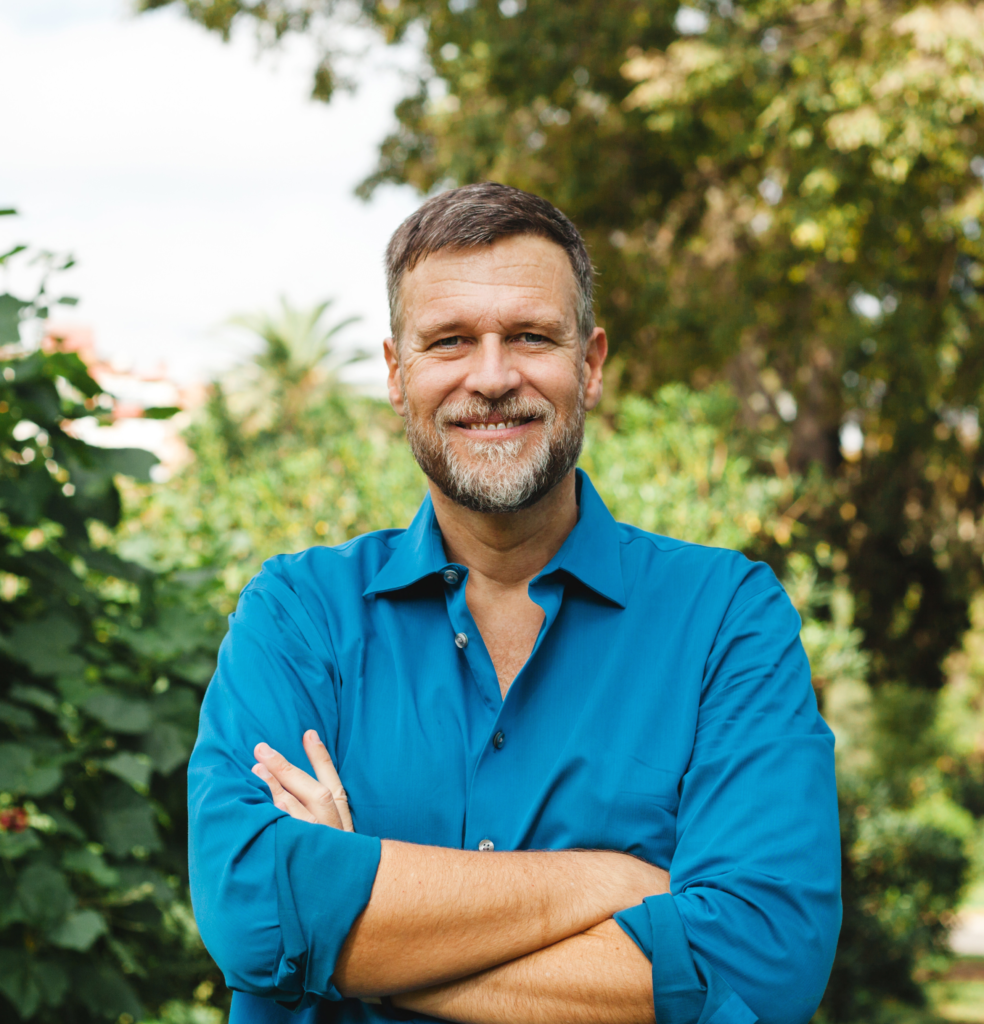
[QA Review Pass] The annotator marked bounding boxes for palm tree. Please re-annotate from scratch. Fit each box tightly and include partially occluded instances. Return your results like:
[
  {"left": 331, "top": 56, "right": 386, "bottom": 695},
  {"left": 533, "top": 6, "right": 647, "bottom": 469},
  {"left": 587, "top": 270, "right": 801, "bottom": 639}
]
[{"left": 224, "top": 297, "right": 364, "bottom": 435}]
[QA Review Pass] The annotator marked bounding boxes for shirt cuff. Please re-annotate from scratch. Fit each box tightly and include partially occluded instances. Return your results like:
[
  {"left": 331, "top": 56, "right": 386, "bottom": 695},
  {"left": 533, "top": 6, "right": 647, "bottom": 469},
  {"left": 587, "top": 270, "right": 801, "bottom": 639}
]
[
  {"left": 273, "top": 816, "right": 382, "bottom": 1006},
  {"left": 614, "top": 895, "right": 758, "bottom": 1024}
]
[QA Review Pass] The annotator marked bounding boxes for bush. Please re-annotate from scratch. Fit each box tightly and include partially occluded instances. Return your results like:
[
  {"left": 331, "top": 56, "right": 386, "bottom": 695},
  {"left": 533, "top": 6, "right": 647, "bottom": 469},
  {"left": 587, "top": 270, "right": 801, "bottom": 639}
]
[{"left": 0, "top": 247, "right": 226, "bottom": 1023}]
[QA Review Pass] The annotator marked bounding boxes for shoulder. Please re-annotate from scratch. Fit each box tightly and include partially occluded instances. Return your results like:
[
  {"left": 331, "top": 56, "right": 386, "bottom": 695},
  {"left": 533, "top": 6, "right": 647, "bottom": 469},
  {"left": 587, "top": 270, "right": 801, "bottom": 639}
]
[
  {"left": 235, "top": 529, "right": 405, "bottom": 625},
  {"left": 615, "top": 521, "right": 785, "bottom": 614}
]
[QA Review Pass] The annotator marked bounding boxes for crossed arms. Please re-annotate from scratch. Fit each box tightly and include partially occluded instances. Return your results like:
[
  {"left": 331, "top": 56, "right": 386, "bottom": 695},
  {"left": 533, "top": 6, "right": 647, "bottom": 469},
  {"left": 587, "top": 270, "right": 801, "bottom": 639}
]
[{"left": 252, "top": 731, "right": 667, "bottom": 1024}]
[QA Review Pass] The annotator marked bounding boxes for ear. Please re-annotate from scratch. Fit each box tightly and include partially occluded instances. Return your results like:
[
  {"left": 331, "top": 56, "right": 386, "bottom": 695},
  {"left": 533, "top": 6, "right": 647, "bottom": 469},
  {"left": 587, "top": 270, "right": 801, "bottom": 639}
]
[
  {"left": 383, "top": 336, "right": 406, "bottom": 417},
  {"left": 582, "top": 327, "right": 608, "bottom": 412}
]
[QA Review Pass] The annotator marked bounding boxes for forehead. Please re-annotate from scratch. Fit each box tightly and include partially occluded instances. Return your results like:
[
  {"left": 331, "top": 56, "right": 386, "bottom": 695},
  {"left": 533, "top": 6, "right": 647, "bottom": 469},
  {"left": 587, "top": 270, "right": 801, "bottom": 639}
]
[{"left": 399, "top": 234, "right": 578, "bottom": 332}]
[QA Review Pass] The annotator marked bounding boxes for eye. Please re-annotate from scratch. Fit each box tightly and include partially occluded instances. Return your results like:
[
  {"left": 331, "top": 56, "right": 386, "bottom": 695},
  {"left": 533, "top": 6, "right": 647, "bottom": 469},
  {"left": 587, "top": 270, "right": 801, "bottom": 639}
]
[
  {"left": 516, "top": 332, "right": 551, "bottom": 345},
  {"left": 433, "top": 336, "right": 464, "bottom": 349}
]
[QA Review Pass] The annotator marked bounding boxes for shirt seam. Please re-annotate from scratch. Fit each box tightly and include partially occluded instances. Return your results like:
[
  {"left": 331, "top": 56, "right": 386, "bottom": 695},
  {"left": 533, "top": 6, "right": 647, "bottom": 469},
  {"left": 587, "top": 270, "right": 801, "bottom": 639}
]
[{"left": 241, "top": 579, "right": 342, "bottom": 673}]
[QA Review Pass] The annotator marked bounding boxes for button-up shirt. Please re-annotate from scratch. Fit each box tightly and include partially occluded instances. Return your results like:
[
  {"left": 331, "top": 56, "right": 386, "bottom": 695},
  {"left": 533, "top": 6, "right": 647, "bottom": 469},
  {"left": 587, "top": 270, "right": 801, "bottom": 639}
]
[{"left": 189, "top": 471, "right": 841, "bottom": 1024}]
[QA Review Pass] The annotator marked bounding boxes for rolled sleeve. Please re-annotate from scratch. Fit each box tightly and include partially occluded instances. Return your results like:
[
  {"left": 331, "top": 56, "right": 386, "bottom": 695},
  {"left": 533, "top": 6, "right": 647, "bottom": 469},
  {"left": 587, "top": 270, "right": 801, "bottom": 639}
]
[
  {"left": 188, "top": 571, "right": 381, "bottom": 1006},
  {"left": 616, "top": 569, "right": 841, "bottom": 1024}
]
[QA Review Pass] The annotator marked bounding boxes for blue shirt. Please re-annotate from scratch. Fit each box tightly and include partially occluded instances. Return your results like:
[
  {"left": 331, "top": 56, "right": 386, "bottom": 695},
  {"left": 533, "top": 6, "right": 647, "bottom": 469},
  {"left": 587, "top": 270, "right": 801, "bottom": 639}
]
[{"left": 189, "top": 470, "right": 841, "bottom": 1024}]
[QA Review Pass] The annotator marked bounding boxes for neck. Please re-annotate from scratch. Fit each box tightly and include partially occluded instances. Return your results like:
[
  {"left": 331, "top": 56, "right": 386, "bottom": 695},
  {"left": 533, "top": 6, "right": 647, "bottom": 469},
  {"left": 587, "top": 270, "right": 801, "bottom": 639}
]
[{"left": 429, "top": 471, "right": 579, "bottom": 589}]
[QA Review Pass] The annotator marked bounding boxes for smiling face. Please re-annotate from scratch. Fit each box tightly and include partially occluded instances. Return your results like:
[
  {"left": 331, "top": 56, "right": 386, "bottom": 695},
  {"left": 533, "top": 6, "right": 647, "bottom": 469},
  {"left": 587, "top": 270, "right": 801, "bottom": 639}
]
[{"left": 384, "top": 233, "right": 607, "bottom": 514}]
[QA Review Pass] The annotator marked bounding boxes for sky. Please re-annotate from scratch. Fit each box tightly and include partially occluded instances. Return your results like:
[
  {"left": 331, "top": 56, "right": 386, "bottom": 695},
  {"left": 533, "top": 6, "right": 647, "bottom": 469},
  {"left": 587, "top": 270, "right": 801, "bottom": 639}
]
[{"left": 0, "top": 0, "right": 423, "bottom": 390}]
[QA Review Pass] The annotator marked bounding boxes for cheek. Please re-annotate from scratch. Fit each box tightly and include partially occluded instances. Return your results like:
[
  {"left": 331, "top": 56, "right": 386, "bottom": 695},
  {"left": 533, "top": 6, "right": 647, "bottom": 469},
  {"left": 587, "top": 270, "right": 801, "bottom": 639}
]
[
  {"left": 527, "top": 363, "right": 583, "bottom": 412},
  {"left": 402, "top": 359, "right": 462, "bottom": 414}
]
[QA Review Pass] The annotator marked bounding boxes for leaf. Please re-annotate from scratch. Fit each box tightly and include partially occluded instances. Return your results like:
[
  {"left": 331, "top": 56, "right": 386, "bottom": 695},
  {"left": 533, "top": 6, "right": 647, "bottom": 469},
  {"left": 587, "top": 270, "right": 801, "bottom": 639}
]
[
  {"left": 102, "top": 751, "right": 153, "bottom": 791},
  {"left": 101, "top": 447, "right": 159, "bottom": 482},
  {"left": 47, "top": 908, "right": 107, "bottom": 951},
  {"left": 0, "top": 830, "right": 41, "bottom": 861},
  {"left": 0, "top": 700, "right": 37, "bottom": 731},
  {"left": 0, "top": 949, "right": 69, "bottom": 1018},
  {"left": 96, "top": 780, "right": 160, "bottom": 857},
  {"left": 62, "top": 847, "right": 120, "bottom": 888},
  {"left": 15, "top": 863, "right": 75, "bottom": 929},
  {"left": 0, "top": 950, "right": 36, "bottom": 1019},
  {"left": 120, "top": 604, "right": 213, "bottom": 661},
  {"left": 142, "top": 721, "right": 190, "bottom": 775},
  {"left": 41, "top": 350, "right": 102, "bottom": 399},
  {"left": 0, "top": 742, "right": 63, "bottom": 797},
  {"left": 75, "top": 961, "right": 143, "bottom": 1021},
  {"left": 9, "top": 684, "right": 59, "bottom": 715},
  {"left": 44, "top": 809, "right": 85, "bottom": 841},
  {"left": 3, "top": 615, "right": 84, "bottom": 678},
  {"left": 141, "top": 406, "right": 180, "bottom": 419},
  {"left": 0, "top": 293, "right": 29, "bottom": 345},
  {"left": 83, "top": 691, "right": 152, "bottom": 734}
]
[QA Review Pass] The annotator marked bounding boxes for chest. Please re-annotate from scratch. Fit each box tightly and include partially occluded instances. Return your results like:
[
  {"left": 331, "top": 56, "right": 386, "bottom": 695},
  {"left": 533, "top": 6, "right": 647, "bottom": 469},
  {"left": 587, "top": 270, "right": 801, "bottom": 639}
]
[{"left": 323, "top": 586, "right": 709, "bottom": 867}]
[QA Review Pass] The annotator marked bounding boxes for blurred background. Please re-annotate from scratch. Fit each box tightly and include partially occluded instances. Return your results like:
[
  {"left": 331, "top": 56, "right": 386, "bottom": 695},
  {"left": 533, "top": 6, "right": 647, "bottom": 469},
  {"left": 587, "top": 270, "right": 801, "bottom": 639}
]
[{"left": 4, "top": 1, "right": 984, "bottom": 1021}]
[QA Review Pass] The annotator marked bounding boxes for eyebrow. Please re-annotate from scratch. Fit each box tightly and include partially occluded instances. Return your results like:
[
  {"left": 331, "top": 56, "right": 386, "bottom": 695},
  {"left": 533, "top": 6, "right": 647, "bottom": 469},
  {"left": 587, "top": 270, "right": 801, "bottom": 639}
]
[{"left": 417, "top": 316, "right": 569, "bottom": 338}]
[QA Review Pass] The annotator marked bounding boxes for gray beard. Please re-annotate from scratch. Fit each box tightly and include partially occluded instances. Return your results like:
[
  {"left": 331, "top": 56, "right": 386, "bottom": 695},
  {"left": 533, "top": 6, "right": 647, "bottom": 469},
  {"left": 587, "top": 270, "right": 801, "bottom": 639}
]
[{"left": 403, "top": 385, "right": 585, "bottom": 514}]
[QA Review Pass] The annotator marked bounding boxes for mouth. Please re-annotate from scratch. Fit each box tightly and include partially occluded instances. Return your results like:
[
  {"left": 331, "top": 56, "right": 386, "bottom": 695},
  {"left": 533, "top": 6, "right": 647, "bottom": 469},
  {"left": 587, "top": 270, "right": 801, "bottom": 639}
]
[{"left": 457, "top": 417, "right": 535, "bottom": 432}]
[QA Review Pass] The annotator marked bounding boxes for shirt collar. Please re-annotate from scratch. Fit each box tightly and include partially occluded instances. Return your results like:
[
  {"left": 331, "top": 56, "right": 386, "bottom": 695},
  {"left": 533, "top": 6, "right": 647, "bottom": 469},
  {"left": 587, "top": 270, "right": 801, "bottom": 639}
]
[{"left": 363, "top": 469, "right": 625, "bottom": 608}]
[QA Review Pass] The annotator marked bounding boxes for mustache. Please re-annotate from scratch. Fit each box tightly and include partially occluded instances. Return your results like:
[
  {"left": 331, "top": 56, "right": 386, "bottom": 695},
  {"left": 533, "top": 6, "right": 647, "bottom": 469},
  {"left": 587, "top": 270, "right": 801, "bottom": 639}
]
[{"left": 434, "top": 395, "right": 556, "bottom": 431}]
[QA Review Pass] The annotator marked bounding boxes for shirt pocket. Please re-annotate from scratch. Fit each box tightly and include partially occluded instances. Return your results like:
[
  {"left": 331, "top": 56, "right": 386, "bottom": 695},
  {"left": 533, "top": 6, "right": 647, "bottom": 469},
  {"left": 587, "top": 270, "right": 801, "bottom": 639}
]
[{"left": 520, "top": 755, "right": 679, "bottom": 868}]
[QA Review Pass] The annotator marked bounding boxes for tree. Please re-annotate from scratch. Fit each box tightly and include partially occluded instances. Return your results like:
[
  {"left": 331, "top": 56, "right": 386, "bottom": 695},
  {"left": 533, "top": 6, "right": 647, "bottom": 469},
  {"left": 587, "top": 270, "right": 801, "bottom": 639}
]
[
  {"left": 223, "top": 297, "right": 363, "bottom": 436},
  {"left": 146, "top": 0, "right": 984, "bottom": 692},
  {"left": 0, "top": 217, "right": 226, "bottom": 1023}
]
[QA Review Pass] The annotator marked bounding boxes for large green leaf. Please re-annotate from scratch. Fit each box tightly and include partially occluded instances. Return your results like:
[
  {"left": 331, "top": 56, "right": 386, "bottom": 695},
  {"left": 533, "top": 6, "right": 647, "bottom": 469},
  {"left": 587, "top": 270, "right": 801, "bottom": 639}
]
[
  {"left": 0, "top": 950, "right": 68, "bottom": 1019},
  {"left": 61, "top": 847, "right": 120, "bottom": 889},
  {"left": 101, "top": 751, "right": 152, "bottom": 791},
  {"left": 74, "top": 961, "right": 142, "bottom": 1021},
  {"left": 0, "top": 742, "right": 63, "bottom": 797},
  {"left": 96, "top": 780, "right": 160, "bottom": 857},
  {"left": 3, "top": 616, "right": 84, "bottom": 678},
  {"left": 47, "top": 909, "right": 107, "bottom": 951},
  {"left": 101, "top": 447, "right": 158, "bottom": 482},
  {"left": 0, "top": 700, "right": 37, "bottom": 731},
  {"left": 14, "top": 863, "right": 74, "bottom": 930},
  {"left": 142, "top": 721, "right": 191, "bottom": 775},
  {"left": 83, "top": 691, "right": 152, "bottom": 734},
  {"left": 0, "top": 293, "right": 29, "bottom": 345},
  {"left": 0, "top": 830, "right": 41, "bottom": 862}
]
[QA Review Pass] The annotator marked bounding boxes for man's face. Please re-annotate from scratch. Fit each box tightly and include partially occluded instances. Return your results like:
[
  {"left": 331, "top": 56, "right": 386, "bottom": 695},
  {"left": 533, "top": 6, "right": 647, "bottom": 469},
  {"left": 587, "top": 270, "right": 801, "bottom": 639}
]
[{"left": 384, "top": 234, "right": 607, "bottom": 514}]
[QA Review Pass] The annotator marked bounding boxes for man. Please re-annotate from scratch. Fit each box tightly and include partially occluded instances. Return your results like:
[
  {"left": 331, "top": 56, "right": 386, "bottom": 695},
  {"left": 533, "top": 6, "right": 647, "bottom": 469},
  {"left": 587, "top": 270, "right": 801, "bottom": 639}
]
[{"left": 189, "top": 183, "right": 841, "bottom": 1024}]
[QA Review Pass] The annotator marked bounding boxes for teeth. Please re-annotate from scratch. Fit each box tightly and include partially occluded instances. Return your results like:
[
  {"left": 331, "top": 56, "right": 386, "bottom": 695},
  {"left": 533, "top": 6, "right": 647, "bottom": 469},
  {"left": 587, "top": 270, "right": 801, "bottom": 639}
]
[{"left": 464, "top": 419, "right": 525, "bottom": 431}]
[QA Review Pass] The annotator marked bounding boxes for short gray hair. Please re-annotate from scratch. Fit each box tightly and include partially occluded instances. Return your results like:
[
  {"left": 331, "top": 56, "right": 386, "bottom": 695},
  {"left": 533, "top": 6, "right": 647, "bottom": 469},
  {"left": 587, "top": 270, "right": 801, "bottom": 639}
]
[{"left": 385, "top": 182, "right": 595, "bottom": 345}]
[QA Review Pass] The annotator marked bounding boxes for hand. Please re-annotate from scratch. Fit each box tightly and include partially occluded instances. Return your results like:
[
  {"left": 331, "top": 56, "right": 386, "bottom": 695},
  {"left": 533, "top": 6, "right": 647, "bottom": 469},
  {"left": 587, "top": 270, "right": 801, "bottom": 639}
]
[{"left": 252, "top": 730, "right": 354, "bottom": 831}]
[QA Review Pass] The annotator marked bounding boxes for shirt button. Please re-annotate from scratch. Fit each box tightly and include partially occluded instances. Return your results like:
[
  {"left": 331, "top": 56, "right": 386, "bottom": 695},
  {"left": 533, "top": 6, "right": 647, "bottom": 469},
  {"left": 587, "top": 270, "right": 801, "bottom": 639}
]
[
  {"left": 478, "top": 839, "right": 495, "bottom": 852},
  {"left": 493, "top": 730, "right": 505, "bottom": 750},
  {"left": 443, "top": 568, "right": 460, "bottom": 584},
  {"left": 454, "top": 632, "right": 469, "bottom": 649}
]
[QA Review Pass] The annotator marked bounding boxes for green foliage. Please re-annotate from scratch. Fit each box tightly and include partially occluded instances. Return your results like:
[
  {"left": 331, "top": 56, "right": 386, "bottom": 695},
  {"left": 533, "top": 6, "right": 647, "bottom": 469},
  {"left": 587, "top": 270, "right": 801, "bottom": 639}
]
[{"left": 0, "top": 239, "right": 226, "bottom": 1022}]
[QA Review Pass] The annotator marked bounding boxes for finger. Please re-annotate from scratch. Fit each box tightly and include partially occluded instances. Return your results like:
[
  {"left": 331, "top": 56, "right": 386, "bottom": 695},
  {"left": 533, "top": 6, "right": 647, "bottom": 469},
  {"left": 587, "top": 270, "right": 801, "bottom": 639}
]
[
  {"left": 303, "top": 730, "right": 354, "bottom": 832},
  {"left": 254, "top": 742, "right": 345, "bottom": 829},
  {"left": 253, "top": 764, "right": 317, "bottom": 823},
  {"left": 252, "top": 762, "right": 288, "bottom": 799}
]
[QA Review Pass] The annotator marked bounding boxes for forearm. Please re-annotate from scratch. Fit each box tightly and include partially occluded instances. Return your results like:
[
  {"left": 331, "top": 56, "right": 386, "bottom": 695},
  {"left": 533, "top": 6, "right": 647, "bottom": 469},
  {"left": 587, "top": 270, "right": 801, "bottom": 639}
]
[
  {"left": 393, "top": 918, "right": 655, "bottom": 1024},
  {"left": 334, "top": 841, "right": 665, "bottom": 998}
]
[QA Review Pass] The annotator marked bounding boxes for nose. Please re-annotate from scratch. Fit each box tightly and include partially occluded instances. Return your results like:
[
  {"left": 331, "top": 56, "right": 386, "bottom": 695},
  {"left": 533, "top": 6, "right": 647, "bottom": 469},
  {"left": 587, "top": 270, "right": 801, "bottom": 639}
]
[{"left": 462, "top": 336, "right": 523, "bottom": 400}]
